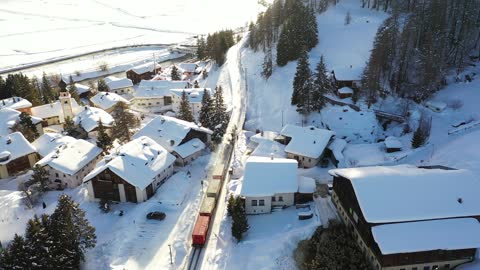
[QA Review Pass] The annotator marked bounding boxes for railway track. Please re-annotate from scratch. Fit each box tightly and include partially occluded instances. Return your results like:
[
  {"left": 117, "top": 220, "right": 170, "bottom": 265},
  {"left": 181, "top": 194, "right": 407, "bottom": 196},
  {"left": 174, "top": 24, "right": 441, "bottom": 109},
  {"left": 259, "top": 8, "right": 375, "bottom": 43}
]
[{"left": 186, "top": 247, "right": 203, "bottom": 270}]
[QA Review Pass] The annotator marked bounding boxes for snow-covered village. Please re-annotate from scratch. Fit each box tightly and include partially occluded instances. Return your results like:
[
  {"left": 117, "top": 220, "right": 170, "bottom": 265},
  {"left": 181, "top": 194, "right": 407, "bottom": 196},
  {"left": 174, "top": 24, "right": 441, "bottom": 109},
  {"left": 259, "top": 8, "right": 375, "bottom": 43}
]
[{"left": 0, "top": 0, "right": 480, "bottom": 269}]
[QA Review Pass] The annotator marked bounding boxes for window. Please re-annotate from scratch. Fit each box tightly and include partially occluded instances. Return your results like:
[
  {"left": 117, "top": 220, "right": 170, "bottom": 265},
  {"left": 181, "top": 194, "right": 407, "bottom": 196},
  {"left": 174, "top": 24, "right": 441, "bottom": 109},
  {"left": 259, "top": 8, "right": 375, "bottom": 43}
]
[
  {"left": 64, "top": 101, "right": 68, "bottom": 104},
  {"left": 423, "top": 267, "right": 430, "bottom": 270},
  {"left": 55, "top": 173, "right": 59, "bottom": 177},
  {"left": 412, "top": 268, "right": 417, "bottom": 270},
  {"left": 400, "top": 268, "right": 405, "bottom": 270},
  {"left": 272, "top": 196, "right": 276, "bottom": 202},
  {"left": 259, "top": 200, "right": 265, "bottom": 206},
  {"left": 444, "top": 264, "right": 450, "bottom": 270},
  {"left": 251, "top": 200, "right": 257, "bottom": 206},
  {"left": 279, "top": 196, "right": 283, "bottom": 202}
]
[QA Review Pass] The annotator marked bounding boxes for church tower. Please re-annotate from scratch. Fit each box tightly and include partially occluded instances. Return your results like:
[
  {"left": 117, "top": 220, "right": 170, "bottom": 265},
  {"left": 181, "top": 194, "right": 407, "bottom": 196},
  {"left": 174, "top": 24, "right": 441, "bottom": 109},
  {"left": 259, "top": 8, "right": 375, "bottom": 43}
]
[{"left": 59, "top": 91, "right": 74, "bottom": 120}]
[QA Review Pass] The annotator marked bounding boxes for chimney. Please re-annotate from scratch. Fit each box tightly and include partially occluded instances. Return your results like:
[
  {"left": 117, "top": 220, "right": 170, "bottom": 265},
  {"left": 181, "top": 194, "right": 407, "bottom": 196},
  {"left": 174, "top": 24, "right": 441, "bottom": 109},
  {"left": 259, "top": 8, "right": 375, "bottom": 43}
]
[{"left": 270, "top": 153, "right": 274, "bottom": 160}]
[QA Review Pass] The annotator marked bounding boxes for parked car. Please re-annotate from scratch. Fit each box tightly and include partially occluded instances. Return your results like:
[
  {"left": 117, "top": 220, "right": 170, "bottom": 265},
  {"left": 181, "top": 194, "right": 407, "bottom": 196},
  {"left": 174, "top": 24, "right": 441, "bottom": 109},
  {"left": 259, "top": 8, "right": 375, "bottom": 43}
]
[{"left": 146, "top": 211, "right": 166, "bottom": 221}]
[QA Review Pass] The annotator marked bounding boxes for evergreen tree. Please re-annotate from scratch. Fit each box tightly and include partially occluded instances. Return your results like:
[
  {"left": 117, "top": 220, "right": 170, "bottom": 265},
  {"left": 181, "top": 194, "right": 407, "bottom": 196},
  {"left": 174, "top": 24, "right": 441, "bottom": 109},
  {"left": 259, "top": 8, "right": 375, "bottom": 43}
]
[
  {"left": 261, "top": 48, "right": 273, "bottom": 79},
  {"left": 96, "top": 120, "right": 112, "bottom": 153},
  {"left": 196, "top": 36, "right": 207, "bottom": 60},
  {"left": 292, "top": 49, "right": 313, "bottom": 115},
  {"left": 63, "top": 116, "right": 81, "bottom": 138},
  {"left": 311, "top": 55, "right": 331, "bottom": 111},
  {"left": 231, "top": 197, "right": 249, "bottom": 242},
  {"left": 111, "top": 102, "right": 139, "bottom": 142},
  {"left": 411, "top": 126, "right": 424, "bottom": 149},
  {"left": 49, "top": 195, "right": 96, "bottom": 269},
  {"left": 30, "top": 76, "right": 43, "bottom": 105},
  {"left": 41, "top": 72, "right": 55, "bottom": 104},
  {"left": 211, "top": 86, "right": 229, "bottom": 142},
  {"left": 276, "top": 24, "right": 290, "bottom": 66},
  {"left": 0, "top": 76, "right": 6, "bottom": 99},
  {"left": 227, "top": 194, "right": 235, "bottom": 217},
  {"left": 11, "top": 112, "right": 39, "bottom": 142},
  {"left": 199, "top": 88, "right": 213, "bottom": 128},
  {"left": 26, "top": 165, "right": 49, "bottom": 193},
  {"left": 68, "top": 76, "right": 81, "bottom": 104},
  {"left": 97, "top": 78, "right": 108, "bottom": 92},
  {"left": 171, "top": 66, "right": 181, "bottom": 81},
  {"left": 25, "top": 215, "right": 51, "bottom": 269},
  {"left": 178, "top": 90, "right": 195, "bottom": 122},
  {"left": 0, "top": 234, "right": 30, "bottom": 269}
]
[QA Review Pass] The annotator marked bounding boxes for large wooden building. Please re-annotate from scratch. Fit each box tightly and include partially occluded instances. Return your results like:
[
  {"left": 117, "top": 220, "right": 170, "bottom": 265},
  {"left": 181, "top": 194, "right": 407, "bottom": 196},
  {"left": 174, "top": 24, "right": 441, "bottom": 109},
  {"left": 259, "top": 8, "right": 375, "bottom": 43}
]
[
  {"left": 83, "top": 136, "right": 176, "bottom": 203},
  {"left": 126, "top": 62, "right": 162, "bottom": 84},
  {"left": 0, "top": 132, "right": 38, "bottom": 179},
  {"left": 329, "top": 165, "right": 480, "bottom": 270}
]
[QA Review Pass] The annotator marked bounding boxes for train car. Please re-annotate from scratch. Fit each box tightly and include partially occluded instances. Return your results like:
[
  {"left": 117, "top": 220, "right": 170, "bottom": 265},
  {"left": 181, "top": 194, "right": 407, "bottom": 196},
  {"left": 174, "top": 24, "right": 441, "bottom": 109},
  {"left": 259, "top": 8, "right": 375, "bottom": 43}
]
[
  {"left": 199, "top": 197, "right": 216, "bottom": 216},
  {"left": 192, "top": 215, "right": 210, "bottom": 246},
  {"left": 206, "top": 179, "right": 221, "bottom": 198}
]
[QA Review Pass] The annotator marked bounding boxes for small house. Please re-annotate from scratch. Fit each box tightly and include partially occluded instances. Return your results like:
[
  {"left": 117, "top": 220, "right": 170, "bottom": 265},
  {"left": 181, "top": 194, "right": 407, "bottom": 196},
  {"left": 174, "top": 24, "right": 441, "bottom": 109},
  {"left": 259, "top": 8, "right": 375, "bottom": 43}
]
[
  {"left": 0, "top": 132, "right": 38, "bottom": 179},
  {"left": 133, "top": 115, "right": 212, "bottom": 166},
  {"left": 331, "top": 67, "right": 362, "bottom": 89},
  {"left": 337, "top": 86, "right": 354, "bottom": 99},
  {"left": 126, "top": 62, "right": 162, "bottom": 84},
  {"left": 31, "top": 91, "right": 81, "bottom": 127},
  {"left": 105, "top": 76, "right": 134, "bottom": 95},
  {"left": 330, "top": 165, "right": 480, "bottom": 270},
  {"left": 83, "top": 136, "right": 176, "bottom": 203},
  {"left": 240, "top": 156, "right": 298, "bottom": 215},
  {"left": 384, "top": 136, "right": 402, "bottom": 153},
  {"left": 73, "top": 106, "right": 114, "bottom": 137},
  {"left": 0, "top": 97, "right": 32, "bottom": 114},
  {"left": 326, "top": 138, "right": 347, "bottom": 168},
  {"left": 426, "top": 101, "right": 447, "bottom": 113},
  {"left": 0, "top": 108, "right": 43, "bottom": 136},
  {"left": 170, "top": 88, "right": 213, "bottom": 117},
  {"left": 132, "top": 80, "right": 189, "bottom": 112},
  {"left": 177, "top": 63, "right": 201, "bottom": 78},
  {"left": 279, "top": 125, "right": 335, "bottom": 168},
  {"left": 36, "top": 139, "right": 102, "bottom": 189},
  {"left": 68, "top": 83, "right": 92, "bottom": 98},
  {"left": 90, "top": 91, "right": 129, "bottom": 113}
]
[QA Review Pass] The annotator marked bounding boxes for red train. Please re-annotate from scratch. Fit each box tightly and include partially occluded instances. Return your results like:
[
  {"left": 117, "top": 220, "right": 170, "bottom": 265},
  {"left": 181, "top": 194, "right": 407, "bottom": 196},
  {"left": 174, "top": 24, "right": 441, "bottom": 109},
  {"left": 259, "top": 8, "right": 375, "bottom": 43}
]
[{"left": 191, "top": 144, "right": 233, "bottom": 246}]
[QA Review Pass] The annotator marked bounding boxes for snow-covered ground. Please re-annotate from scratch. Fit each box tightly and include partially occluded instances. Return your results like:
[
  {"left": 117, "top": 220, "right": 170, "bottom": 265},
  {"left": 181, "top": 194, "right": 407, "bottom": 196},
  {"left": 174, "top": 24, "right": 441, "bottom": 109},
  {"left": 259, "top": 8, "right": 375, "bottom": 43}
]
[
  {"left": 0, "top": 0, "right": 268, "bottom": 68},
  {"left": 244, "top": 0, "right": 388, "bottom": 133}
]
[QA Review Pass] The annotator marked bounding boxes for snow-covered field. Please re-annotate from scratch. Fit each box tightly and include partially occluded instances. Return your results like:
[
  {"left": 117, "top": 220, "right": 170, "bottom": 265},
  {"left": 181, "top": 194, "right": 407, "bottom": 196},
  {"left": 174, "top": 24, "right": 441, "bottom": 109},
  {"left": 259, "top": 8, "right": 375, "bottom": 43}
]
[{"left": 0, "top": 0, "right": 268, "bottom": 68}]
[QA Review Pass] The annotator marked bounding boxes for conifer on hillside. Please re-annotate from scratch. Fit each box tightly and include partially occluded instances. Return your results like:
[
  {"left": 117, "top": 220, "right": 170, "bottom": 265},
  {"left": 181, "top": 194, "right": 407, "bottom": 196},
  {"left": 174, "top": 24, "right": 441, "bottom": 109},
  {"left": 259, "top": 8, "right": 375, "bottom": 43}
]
[{"left": 178, "top": 90, "right": 195, "bottom": 122}]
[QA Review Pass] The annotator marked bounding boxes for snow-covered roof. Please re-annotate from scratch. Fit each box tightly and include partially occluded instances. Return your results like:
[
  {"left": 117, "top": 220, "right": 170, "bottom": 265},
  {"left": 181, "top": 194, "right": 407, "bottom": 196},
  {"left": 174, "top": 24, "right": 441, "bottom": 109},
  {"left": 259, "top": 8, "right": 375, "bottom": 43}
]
[
  {"left": 32, "top": 133, "right": 76, "bottom": 157},
  {"left": 298, "top": 176, "right": 316, "bottom": 193},
  {"left": 83, "top": 136, "right": 175, "bottom": 190},
  {"left": 37, "top": 139, "right": 101, "bottom": 175},
  {"left": 240, "top": 156, "right": 298, "bottom": 197},
  {"left": 105, "top": 76, "right": 133, "bottom": 90},
  {"left": 0, "top": 108, "right": 42, "bottom": 136},
  {"left": 0, "top": 97, "right": 32, "bottom": 111},
  {"left": 327, "top": 138, "right": 347, "bottom": 163},
  {"left": 170, "top": 88, "right": 212, "bottom": 104},
  {"left": 177, "top": 63, "right": 198, "bottom": 73},
  {"left": 133, "top": 115, "right": 212, "bottom": 151},
  {"left": 73, "top": 106, "right": 114, "bottom": 132},
  {"left": 251, "top": 140, "right": 286, "bottom": 159},
  {"left": 280, "top": 125, "right": 335, "bottom": 158},
  {"left": 0, "top": 132, "right": 36, "bottom": 165},
  {"left": 384, "top": 136, "right": 402, "bottom": 149},
  {"left": 135, "top": 80, "right": 189, "bottom": 98},
  {"left": 338, "top": 87, "right": 354, "bottom": 94},
  {"left": 333, "top": 66, "right": 362, "bottom": 81},
  {"left": 31, "top": 98, "right": 82, "bottom": 122},
  {"left": 426, "top": 100, "right": 447, "bottom": 111},
  {"left": 172, "top": 138, "right": 205, "bottom": 158},
  {"left": 68, "top": 83, "right": 91, "bottom": 95},
  {"left": 127, "top": 62, "right": 160, "bottom": 75},
  {"left": 250, "top": 131, "right": 279, "bottom": 144},
  {"left": 329, "top": 165, "right": 480, "bottom": 223},
  {"left": 372, "top": 218, "right": 480, "bottom": 255},
  {"left": 90, "top": 92, "right": 129, "bottom": 111}
]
